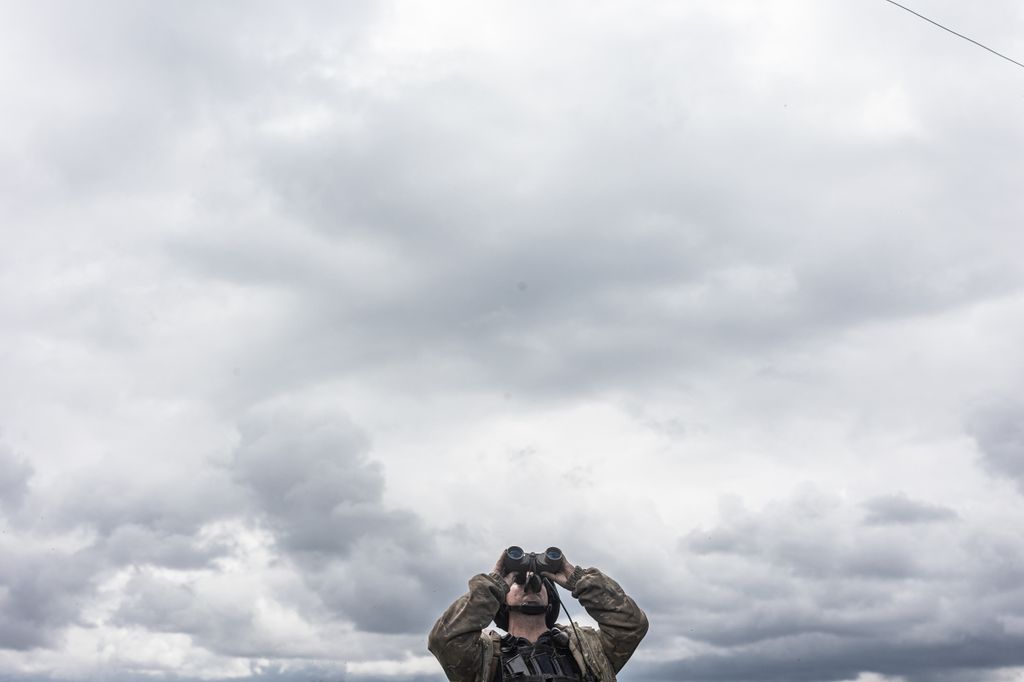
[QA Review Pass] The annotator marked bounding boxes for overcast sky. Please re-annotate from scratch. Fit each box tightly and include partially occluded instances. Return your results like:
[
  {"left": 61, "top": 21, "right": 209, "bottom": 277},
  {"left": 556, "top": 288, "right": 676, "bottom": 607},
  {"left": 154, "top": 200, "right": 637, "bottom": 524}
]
[{"left": 2, "top": 2, "right": 1024, "bottom": 681}]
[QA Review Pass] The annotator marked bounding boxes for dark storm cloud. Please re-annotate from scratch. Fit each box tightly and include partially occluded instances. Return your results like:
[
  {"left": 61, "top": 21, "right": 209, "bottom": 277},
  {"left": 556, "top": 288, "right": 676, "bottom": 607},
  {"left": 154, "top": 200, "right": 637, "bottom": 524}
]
[
  {"left": 645, "top": 488, "right": 1024, "bottom": 681},
  {"left": 298, "top": 548, "right": 434, "bottom": 635},
  {"left": 0, "top": 548, "right": 103, "bottom": 650},
  {"left": 2, "top": 405, "right": 457, "bottom": 656},
  {"left": 638, "top": 633, "right": 1024, "bottom": 682},
  {"left": 0, "top": 463, "right": 238, "bottom": 651},
  {"left": 233, "top": 410, "right": 399, "bottom": 555},
  {"left": 861, "top": 493, "right": 959, "bottom": 525},
  {"left": 0, "top": 447, "right": 106, "bottom": 652},
  {"left": 231, "top": 408, "right": 452, "bottom": 634},
  {"left": 0, "top": 441, "right": 251, "bottom": 651},
  {"left": 970, "top": 402, "right": 1024, "bottom": 495},
  {"left": 0, "top": 448, "right": 205, "bottom": 651}
]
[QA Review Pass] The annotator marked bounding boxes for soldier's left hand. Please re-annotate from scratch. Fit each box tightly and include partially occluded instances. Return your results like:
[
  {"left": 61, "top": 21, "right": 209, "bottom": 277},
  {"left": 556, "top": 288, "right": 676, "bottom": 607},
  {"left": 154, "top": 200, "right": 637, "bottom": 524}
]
[{"left": 541, "top": 554, "right": 576, "bottom": 589}]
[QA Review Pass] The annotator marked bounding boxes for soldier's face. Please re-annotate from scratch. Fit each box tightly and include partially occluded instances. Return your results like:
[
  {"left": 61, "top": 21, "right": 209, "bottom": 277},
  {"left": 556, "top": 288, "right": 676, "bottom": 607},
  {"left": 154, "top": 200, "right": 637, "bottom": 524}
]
[{"left": 506, "top": 573, "right": 547, "bottom": 607}]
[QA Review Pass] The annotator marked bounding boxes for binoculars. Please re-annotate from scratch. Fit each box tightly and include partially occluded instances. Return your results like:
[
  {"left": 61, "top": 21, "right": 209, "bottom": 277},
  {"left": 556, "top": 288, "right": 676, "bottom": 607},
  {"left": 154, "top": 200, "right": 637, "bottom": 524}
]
[{"left": 502, "top": 546, "right": 564, "bottom": 583}]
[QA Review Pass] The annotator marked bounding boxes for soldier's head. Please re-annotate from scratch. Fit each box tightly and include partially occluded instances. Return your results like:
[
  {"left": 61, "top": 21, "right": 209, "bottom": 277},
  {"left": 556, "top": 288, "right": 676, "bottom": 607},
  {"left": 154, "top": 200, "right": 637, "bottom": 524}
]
[
  {"left": 495, "top": 573, "right": 561, "bottom": 630},
  {"left": 506, "top": 573, "right": 548, "bottom": 609}
]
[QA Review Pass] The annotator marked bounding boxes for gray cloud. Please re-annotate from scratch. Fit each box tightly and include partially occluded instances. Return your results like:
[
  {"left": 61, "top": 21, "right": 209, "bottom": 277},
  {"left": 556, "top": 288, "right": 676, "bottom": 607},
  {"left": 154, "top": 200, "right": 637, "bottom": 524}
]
[
  {"left": 1, "top": 404, "right": 459, "bottom": 658},
  {"left": 231, "top": 407, "right": 451, "bottom": 634},
  {"left": 970, "top": 402, "right": 1024, "bottom": 495},
  {"left": 638, "top": 634, "right": 1024, "bottom": 682},
  {"left": 55, "top": 467, "right": 243, "bottom": 538},
  {"left": 3, "top": 1, "right": 1024, "bottom": 680},
  {"left": 6, "top": 1, "right": 381, "bottom": 194},
  {"left": 861, "top": 493, "right": 959, "bottom": 526},
  {"left": 0, "top": 445, "right": 108, "bottom": 652},
  {"left": 648, "top": 488, "right": 1024, "bottom": 681},
  {"left": 165, "top": 51, "right": 1024, "bottom": 410},
  {"left": 0, "top": 548, "right": 103, "bottom": 650},
  {"left": 110, "top": 570, "right": 306, "bottom": 660},
  {"left": 231, "top": 410, "right": 419, "bottom": 556},
  {"left": 0, "top": 465, "right": 238, "bottom": 652},
  {"left": 100, "top": 524, "right": 231, "bottom": 570},
  {"left": 0, "top": 666, "right": 442, "bottom": 682},
  {"left": 0, "top": 442, "right": 33, "bottom": 517}
]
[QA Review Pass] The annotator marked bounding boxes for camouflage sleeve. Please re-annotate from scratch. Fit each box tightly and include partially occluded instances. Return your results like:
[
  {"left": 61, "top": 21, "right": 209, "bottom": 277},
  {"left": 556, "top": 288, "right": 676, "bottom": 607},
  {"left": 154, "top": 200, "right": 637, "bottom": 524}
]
[
  {"left": 569, "top": 566, "right": 649, "bottom": 673},
  {"left": 428, "top": 572, "right": 508, "bottom": 682}
]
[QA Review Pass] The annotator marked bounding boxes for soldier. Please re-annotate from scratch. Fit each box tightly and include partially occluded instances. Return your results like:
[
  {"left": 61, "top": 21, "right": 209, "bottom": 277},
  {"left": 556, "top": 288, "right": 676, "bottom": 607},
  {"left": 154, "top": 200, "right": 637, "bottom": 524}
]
[{"left": 428, "top": 548, "right": 648, "bottom": 682}]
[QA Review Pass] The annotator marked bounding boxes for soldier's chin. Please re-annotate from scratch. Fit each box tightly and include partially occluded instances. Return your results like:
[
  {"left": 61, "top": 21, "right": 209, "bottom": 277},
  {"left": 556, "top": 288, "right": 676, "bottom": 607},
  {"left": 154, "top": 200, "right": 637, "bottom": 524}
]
[{"left": 516, "top": 603, "right": 547, "bottom": 616}]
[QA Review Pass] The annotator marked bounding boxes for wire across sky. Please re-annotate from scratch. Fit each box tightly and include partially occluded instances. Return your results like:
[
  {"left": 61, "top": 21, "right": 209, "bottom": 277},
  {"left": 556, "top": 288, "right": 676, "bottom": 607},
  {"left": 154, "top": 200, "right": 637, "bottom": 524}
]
[{"left": 881, "top": 0, "right": 1024, "bottom": 70}]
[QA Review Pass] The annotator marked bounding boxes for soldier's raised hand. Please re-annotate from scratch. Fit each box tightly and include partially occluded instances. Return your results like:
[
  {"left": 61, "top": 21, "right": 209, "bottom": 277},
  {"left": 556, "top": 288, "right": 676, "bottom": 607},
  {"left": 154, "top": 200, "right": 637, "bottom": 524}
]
[
  {"left": 541, "top": 553, "right": 576, "bottom": 589},
  {"left": 492, "top": 551, "right": 517, "bottom": 586}
]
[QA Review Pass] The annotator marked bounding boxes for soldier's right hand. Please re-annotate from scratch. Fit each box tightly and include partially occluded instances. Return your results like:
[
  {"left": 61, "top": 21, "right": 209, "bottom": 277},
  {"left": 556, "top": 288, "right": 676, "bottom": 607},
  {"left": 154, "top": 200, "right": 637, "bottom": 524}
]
[{"left": 492, "top": 551, "right": 517, "bottom": 586}]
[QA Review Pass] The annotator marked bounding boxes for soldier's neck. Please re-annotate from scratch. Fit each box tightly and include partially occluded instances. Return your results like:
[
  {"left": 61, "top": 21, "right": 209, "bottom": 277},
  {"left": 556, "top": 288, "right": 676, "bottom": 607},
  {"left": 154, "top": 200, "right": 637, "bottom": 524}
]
[{"left": 507, "top": 614, "right": 548, "bottom": 643}]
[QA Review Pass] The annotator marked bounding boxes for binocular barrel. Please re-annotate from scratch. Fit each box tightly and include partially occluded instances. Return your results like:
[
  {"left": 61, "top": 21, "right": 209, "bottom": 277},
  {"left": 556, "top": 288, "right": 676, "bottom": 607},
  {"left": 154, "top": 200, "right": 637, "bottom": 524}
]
[{"left": 503, "top": 546, "right": 564, "bottom": 580}]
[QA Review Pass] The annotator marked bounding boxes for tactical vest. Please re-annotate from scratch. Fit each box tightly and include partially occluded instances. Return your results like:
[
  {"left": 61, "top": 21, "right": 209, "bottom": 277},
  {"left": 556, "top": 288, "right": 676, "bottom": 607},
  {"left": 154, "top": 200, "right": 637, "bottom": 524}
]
[{"left": 496, "top": 631, "right": 584, "bottom": 682}]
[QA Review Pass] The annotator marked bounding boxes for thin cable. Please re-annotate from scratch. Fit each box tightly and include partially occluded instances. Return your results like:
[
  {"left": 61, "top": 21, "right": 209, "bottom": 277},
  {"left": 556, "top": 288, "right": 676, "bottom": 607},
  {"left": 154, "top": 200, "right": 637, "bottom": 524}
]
[
  {"left": 881, "top": 0, "right": 1024, "bottom": 70},
  {"left": 553, "top": 586, "right": 598, "bottom": 682}
]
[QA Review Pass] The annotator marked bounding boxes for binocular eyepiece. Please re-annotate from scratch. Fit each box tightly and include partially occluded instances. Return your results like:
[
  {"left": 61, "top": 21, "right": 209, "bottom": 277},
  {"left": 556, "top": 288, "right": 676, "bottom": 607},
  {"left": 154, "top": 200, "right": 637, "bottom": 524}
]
[{"left": 503, "top": 546, "right": 564, "bottom": 585}]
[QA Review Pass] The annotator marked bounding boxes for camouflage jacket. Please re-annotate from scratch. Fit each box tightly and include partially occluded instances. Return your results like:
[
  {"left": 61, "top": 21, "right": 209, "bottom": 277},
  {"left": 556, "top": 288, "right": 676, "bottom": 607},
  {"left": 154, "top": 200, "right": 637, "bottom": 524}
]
[{"left": 428, "top": 566, "right": 648, "bottom": 682}]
